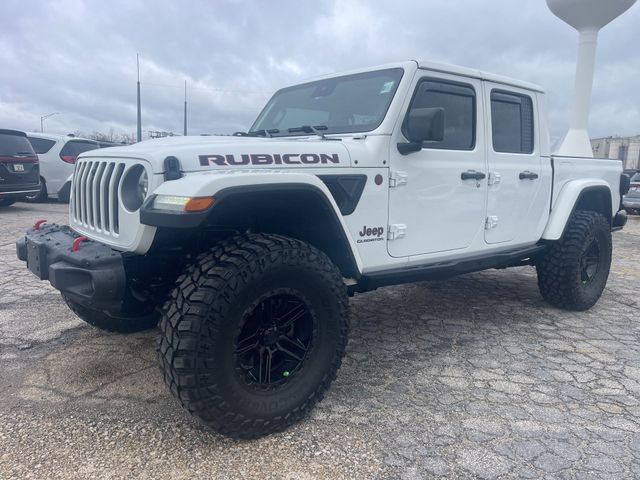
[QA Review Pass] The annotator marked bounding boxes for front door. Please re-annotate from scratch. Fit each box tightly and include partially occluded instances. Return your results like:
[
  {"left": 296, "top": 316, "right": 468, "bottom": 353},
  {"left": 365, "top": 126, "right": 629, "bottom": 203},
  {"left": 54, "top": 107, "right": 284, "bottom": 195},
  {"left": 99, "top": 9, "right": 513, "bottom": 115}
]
[{"left": 388, "top": 73, "right": 487, "bottom": 258}]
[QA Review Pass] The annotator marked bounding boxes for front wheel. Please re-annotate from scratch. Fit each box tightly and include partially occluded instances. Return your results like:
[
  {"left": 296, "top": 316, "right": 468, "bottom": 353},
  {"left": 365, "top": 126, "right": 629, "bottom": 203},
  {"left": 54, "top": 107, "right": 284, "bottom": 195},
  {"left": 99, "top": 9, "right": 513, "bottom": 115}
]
[
  {"left": 158, "top": 233, "right": 350, "bottom": 438},
  {"left": 0, "top": 198, "right": 16, "bottom": 207},
  {"left": 536, "top": 210, "right": 612, "bottom": 311}
]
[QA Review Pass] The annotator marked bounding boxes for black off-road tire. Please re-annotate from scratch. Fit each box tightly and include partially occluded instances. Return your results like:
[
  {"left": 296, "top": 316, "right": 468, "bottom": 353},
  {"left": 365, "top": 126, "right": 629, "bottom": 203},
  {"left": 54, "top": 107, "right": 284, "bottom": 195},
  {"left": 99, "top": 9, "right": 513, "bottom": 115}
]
[
  {"left": 62, "top": 295, "right": 160, "bottom": 333},
  {"left": 24, "top": 179, "right": 47, "bottom": 203},
  {"left": 536, "top": 210, "right": 612, "bottom": 311},
  {"left": 158, "top": 233, "right": 350, "bottom": 439},
  {"left": 0, "top": 198, "right": 16, "bottom": 207}
]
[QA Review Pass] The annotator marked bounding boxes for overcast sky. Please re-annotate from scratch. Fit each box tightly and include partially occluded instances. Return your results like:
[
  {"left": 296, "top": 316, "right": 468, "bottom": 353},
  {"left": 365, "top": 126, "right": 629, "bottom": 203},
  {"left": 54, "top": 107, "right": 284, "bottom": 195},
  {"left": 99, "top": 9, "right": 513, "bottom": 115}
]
[{"left": 0, "top": 0, "right": 638, "bottom": 142}]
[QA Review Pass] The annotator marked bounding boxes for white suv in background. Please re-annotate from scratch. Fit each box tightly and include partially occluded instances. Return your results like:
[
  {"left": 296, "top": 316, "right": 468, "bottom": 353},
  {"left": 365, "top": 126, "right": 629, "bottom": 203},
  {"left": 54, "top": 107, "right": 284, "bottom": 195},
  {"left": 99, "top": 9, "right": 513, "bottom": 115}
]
[{"left": 25, "top": 133, "right": 100, "bottom": 202}]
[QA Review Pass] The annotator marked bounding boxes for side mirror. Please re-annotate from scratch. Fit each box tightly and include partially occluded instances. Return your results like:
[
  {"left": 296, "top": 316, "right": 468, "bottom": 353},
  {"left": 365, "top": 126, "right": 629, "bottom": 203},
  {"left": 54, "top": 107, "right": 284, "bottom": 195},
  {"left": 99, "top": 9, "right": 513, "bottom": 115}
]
[{"left": 398, "top": 107, "right": 445, "bottom": 155}]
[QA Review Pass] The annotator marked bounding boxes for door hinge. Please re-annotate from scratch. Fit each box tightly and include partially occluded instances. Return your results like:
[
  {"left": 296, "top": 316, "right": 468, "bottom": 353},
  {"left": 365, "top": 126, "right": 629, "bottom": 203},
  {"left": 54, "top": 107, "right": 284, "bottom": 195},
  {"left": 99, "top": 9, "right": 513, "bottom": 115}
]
[
  {"left": 485, "top": 216, "right": 499, "bottom": 230},
  {"left": 389, "top": 171, "right": 408, "bottom": 188},
  {"left": 388, "top": 224, "right": 407, "bottom": 240},
  {"left": 488, "top": 172, "right": 501, "bottom": 185}
]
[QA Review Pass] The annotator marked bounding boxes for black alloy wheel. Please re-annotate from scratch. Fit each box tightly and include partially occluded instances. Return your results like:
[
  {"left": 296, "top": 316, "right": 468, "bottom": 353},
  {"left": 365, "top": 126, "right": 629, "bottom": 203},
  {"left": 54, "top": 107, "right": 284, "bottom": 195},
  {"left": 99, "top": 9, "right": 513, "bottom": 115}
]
[
  {"left": 580, "top": 240, "right": 600, "bottom": 284},
  {"left": 234, "top": 291, "right": 314, "bottom": 389}
]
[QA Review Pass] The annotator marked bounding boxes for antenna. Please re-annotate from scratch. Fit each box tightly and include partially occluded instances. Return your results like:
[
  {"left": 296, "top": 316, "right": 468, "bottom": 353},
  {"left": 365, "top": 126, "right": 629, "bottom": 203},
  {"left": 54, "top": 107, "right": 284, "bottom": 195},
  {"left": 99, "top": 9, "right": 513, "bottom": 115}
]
[{"left": 546, "top": 0, "right": 636, "bottom": 157}]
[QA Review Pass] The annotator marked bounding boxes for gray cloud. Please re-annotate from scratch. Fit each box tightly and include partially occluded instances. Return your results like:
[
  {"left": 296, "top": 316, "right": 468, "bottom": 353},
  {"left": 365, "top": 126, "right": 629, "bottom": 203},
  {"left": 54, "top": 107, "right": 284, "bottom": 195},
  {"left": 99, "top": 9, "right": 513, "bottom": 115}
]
[{"left": 0, "top": 0, "right": 638, "bottom": 141}]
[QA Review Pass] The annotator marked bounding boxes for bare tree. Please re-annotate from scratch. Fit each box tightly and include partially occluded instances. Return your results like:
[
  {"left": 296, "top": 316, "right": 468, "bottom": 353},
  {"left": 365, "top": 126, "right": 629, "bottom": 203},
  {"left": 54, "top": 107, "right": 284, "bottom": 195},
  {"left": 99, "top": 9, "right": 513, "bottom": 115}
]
[{"left": 71, "top": 128, "right": 134, "bottom": 144}]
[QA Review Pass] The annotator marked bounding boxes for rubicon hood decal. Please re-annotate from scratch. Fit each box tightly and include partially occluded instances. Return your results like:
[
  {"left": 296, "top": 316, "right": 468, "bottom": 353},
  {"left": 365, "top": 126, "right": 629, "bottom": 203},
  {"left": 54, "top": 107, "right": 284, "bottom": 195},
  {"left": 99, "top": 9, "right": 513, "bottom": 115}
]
[{"left": 199, "top": 153, "right": 342, "bottom": 167}]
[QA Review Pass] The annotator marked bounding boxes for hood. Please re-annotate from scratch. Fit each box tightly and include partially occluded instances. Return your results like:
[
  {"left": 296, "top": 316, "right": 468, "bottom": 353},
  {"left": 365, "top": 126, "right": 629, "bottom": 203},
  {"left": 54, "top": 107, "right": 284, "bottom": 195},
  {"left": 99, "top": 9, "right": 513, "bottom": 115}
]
[{"left": 79, "top": 135, "right": 353, "bottom": 172}]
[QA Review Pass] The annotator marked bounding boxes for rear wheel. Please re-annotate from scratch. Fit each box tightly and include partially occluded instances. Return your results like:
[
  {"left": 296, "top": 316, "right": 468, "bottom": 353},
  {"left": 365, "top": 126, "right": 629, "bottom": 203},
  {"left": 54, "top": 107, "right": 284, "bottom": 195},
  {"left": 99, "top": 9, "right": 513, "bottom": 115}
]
[
  {"left": 62, "top": 295, "right": 160, "bottom": 333},
  {"left": 536, "top": 210, "right": 612, "bottom": 311},
  {"left": 0, "top": 198, "right": 16, "bottom": 207},
  {"left": 158, "top": 233, "right": 350, "bottom": 438},
  {"left": 24, "top": 179, "right": 47, "bottom": 202}
]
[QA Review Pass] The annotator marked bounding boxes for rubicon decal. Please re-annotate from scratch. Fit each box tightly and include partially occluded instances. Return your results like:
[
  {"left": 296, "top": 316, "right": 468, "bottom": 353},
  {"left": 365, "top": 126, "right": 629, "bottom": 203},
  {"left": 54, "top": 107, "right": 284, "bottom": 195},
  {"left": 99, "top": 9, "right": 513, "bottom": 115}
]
[
  {"left": 199, "top": 153, "right": 341, "bottom": 166},
  {"left": 357, "top": 225, "right": 385, "bottom": 244}
]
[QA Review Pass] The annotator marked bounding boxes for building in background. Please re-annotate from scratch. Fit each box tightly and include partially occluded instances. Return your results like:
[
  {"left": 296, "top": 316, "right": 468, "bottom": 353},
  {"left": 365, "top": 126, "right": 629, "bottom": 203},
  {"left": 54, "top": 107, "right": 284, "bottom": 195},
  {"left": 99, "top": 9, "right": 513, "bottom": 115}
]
[{"left": 591, "top": 135, "right": 640, "bottom": 169}]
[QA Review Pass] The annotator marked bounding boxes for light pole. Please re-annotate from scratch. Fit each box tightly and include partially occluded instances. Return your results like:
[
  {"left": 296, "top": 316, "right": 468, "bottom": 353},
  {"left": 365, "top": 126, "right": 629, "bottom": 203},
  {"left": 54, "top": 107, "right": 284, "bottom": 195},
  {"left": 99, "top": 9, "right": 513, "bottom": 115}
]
[
  {"left": 183, "top": 80, "right": 187, "bottom": 136},
  {"left": 40, "top": 112, "right": 59, "bottom": 132},
  {"left": 136, "top": 54, "right": 142, "bottom": 142}
]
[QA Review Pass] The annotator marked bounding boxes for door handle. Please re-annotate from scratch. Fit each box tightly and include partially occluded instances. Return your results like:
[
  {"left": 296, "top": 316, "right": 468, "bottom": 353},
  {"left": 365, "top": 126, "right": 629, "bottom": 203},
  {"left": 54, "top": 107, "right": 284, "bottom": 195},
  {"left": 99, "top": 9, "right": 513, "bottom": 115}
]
[
  {"left": 519, "top": 171, "right": 539, "bottom": 180},
  {"left": 461, "top": 170, "right": 486, "bottom": 181}
]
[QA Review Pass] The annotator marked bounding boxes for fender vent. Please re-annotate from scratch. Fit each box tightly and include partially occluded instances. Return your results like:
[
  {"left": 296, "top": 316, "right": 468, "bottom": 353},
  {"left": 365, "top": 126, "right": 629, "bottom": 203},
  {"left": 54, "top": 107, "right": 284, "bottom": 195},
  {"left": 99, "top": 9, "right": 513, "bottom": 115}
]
[{"left": 317, "top": 174, "right": 367, "bottom": 215}]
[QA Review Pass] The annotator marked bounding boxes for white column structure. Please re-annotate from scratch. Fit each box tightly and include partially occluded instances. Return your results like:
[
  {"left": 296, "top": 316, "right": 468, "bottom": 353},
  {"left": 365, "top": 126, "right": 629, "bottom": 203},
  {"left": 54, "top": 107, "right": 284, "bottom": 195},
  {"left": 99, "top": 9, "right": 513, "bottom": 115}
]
[{"left": 546, "top": 0, "right": 637, "bottom": 158}]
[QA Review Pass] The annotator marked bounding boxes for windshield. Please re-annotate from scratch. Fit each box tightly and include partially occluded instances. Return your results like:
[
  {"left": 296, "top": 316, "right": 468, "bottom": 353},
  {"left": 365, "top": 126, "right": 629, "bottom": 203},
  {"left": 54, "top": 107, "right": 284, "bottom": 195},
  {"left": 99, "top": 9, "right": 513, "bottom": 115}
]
[
  {"left": 631, "top": 173, "right": 640, "bottom": 182},
  {"left": 251, "top": 68, "right": 404, "bottom": 136}
]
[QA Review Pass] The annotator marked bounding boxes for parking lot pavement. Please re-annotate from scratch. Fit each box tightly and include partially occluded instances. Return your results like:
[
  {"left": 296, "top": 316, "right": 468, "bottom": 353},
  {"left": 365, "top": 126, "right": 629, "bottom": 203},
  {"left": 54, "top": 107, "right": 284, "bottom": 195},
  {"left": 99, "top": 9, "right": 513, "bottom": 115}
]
[{"left": 1, "top": 203, "right": 640, "bottom": 479}]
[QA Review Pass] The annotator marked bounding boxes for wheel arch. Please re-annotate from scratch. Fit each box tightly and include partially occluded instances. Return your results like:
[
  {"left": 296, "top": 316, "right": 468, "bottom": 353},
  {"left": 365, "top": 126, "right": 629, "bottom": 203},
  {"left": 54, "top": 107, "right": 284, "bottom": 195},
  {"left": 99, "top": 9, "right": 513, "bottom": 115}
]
[
  {"left": 542, "top": 180, "right": 613, "bottom": 240},
  {"left": 142, "top": 172, "right": 363, "bottom": 278},
  {"left": 207, "top": 184, "right": 362, "bottom": 277}
]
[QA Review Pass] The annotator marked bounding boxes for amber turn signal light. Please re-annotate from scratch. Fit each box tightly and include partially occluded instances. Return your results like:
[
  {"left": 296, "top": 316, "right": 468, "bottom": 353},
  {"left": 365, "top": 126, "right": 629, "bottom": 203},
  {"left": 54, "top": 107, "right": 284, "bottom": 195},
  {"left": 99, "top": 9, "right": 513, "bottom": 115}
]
[{"left": 184, "top": 197, "right": 214, "bottom": 212}]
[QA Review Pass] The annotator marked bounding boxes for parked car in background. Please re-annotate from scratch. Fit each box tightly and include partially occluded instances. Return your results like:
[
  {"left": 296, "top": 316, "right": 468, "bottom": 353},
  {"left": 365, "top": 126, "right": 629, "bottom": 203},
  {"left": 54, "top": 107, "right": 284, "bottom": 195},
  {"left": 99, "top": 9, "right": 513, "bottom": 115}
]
[
  {"left": 0, "top": 129, "right": 40, "bottom": 207},
  {"left": 25, "top": 133, "right": 100, "bottom": 202},
  {"left": 623, "top": 172, "right": 640, "bottom": 214}
]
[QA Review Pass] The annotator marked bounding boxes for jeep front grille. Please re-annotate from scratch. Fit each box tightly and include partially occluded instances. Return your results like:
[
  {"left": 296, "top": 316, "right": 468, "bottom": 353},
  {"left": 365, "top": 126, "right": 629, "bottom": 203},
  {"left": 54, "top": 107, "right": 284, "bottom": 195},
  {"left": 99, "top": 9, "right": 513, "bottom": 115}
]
[{"left": 71, "top": 159, "right": 126, "bottom": 235}]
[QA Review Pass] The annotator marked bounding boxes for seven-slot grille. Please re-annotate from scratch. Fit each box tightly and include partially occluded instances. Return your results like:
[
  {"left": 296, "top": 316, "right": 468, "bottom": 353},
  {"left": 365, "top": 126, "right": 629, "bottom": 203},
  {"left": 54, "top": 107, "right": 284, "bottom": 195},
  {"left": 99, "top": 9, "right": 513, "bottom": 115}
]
[{"left": 71, "top": 159, "right": 127, "bottom": 236}]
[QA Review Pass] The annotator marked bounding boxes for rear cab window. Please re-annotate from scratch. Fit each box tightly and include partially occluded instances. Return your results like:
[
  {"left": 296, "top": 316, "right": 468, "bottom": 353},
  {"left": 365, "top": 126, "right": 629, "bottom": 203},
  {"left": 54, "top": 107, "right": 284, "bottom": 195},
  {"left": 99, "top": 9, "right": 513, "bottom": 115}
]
[{"left": 490, "top": 90, "right": 534, "bottom": 154}]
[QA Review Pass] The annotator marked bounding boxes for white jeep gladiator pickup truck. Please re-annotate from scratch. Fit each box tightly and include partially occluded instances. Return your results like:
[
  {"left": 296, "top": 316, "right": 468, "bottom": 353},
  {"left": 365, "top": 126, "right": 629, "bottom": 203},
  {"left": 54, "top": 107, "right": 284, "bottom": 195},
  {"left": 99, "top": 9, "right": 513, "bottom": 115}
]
[{"left": 16, "top": 0, "right": 635, "bottom": 438}]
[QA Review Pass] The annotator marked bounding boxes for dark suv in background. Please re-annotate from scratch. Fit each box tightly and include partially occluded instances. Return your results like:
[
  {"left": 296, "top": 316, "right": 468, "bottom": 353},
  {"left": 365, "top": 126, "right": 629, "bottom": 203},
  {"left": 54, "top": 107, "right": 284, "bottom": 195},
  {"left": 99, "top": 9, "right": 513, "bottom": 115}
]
[{"left": 0, "top": 129, "right": 40, "bottom": 207}]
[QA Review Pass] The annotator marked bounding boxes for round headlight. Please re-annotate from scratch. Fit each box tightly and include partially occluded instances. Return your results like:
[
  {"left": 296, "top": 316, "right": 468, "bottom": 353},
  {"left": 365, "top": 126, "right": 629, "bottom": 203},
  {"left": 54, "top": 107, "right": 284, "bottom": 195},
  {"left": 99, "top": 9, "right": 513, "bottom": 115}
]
[{"left": 121, "top": 165, "right": 149, "bottom": 212}]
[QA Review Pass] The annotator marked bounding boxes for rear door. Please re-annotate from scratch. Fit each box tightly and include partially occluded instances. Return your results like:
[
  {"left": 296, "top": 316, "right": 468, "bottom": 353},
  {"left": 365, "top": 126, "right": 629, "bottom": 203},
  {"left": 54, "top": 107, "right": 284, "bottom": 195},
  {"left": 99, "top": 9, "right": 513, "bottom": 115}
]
[{"left": 483, "top": 84, "right": 550, "bottom": 245}]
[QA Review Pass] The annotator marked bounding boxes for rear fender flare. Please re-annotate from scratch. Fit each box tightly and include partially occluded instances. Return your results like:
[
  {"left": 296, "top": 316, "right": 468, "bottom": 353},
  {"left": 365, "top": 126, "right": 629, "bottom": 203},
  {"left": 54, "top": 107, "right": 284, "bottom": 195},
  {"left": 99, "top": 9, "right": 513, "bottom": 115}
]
[{"left": 542, "top": 179, "right": 613, "bottom": 240}]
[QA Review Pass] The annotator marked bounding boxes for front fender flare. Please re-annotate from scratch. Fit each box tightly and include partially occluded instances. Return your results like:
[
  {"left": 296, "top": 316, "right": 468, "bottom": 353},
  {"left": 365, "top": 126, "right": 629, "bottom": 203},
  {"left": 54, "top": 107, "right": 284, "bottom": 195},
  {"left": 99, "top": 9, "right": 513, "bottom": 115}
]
[
  {"left": 141, "top": 170, "right": 364, "bottom": 274},
  {"left": 542, "top": 179, "right": 612, "bottom": 240}
]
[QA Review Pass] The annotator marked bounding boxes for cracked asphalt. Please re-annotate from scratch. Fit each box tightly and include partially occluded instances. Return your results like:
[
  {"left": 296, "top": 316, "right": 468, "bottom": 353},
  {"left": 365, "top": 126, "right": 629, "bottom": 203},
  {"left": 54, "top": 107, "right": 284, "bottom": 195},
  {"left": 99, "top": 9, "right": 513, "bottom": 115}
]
[{"left": 2, "top": 202, "right": 640, "bottom": 479}]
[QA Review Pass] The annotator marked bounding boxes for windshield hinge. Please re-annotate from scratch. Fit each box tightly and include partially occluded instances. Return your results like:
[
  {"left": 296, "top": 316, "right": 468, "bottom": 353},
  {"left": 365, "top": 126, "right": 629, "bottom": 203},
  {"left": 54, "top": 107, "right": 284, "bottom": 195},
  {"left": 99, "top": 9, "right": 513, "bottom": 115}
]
[
  {"left": 389, "top": 171, "right": 408, "bottom": 188},
  {"left": 388, "top": 224, "right": 407, "bottom": 240}
]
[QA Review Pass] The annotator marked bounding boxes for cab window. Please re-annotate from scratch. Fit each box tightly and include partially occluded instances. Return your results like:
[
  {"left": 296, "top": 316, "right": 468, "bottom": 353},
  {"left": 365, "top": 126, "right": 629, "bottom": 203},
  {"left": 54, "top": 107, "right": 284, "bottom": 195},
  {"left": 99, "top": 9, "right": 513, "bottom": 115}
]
[
  {"left": 490, "top": 90, "right": 534, "bottom": 154},
  {"left": 404, "top": 79, "right": 476, "bottom": 150}
]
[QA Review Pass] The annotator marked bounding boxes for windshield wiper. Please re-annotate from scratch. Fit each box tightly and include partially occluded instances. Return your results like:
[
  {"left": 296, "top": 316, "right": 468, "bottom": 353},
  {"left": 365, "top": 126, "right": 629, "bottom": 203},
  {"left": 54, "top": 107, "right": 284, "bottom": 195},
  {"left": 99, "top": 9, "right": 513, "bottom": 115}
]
[
  {"left": 233, "top": 129, "right": 279, "bottom": 138},
  {"left": 287, "top": 125, "right": 341, "bottom": 141}
]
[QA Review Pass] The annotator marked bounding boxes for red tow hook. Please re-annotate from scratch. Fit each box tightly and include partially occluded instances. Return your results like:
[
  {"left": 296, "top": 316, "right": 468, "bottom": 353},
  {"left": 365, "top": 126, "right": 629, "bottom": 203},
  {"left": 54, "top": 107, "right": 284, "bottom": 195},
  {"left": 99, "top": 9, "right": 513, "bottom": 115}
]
[
  {"left": 33, "top": 219, "right": 47, "bottom": 230},
  {"left": 71, "top": 236, "right": 89, "bottom": 252}
]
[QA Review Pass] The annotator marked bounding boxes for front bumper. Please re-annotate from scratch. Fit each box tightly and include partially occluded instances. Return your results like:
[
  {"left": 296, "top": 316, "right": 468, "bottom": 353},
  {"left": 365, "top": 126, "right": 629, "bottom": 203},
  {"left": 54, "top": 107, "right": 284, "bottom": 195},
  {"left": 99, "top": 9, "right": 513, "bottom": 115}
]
[{"left": 16, "top": 224, "right": 126, "bottom": 309}]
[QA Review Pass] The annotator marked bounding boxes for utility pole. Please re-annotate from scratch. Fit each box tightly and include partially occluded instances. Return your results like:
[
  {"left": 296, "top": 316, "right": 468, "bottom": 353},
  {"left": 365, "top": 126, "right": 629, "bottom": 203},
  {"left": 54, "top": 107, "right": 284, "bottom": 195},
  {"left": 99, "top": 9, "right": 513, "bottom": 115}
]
[
  {"left": 183, "top": 80, "right": 188, "bottom": 136},
  {"left": 40, "top": 112, "right": 59, "bottom": 132},
  {"left": 136, "top": 54, "right": 142, "bottom": 142}
]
